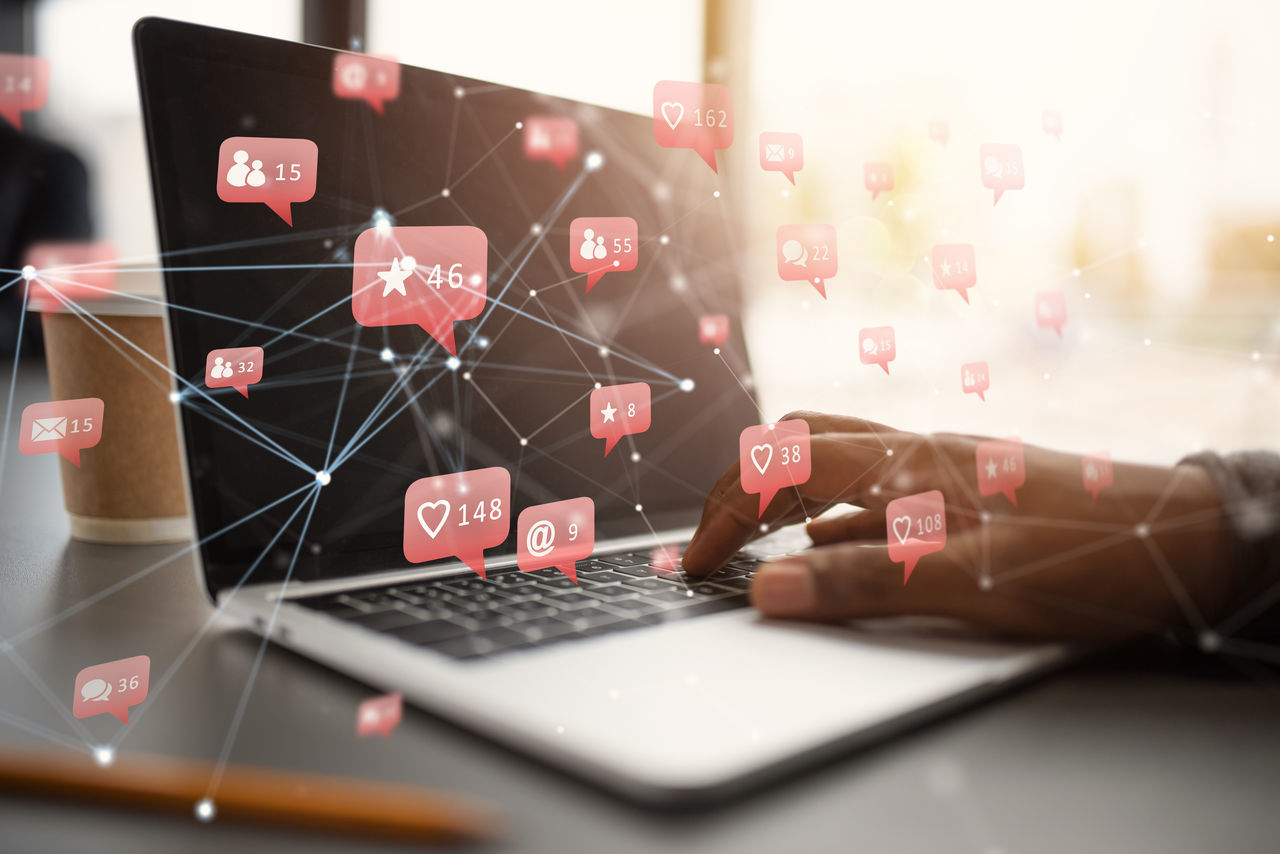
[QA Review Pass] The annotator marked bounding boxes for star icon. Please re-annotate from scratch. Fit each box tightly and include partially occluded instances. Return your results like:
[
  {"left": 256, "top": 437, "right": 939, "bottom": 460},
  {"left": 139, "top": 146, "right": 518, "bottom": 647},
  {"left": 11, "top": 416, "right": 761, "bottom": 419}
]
[
  {"left": 378, "top": 256, "right": 413, "bottom": 297},
  {"left": 985, "top": 458, "right": 998, "bottom": 480},
  {"left": 940, "top": 260, "right": 952, "bottom": 277},
  {"left": 600, "top": 402, "right": 617, "bottom": 423}
]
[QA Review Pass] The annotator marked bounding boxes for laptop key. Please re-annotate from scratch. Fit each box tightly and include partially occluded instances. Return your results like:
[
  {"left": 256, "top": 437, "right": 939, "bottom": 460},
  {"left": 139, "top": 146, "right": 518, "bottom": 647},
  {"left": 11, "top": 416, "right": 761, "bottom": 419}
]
[
  {"left": 595, "top": 552, "right": 651, "bottom": 567},
  {"left": 576, "top": 560, "right": 620, "bottom": 575},
  {"left": 551, "top": 592, "right": 596, "bottom": 608},
  {"left": 512, "top": 616, "right": 581, "bottom": 641},
  {"left": 531, "top": 578, "right": 578, "bottom": 591},
  {"left": 582, "top": 584, "right": 638, "bottom": 600},
  {"left": 390, "top": 618, "right": 472, "bottom": 646},
  {"left": 608, "top": 564, "right": 656, "bottom": 578},
  {"left": 348, "top": 607, "right": 428, "bottom": 633},
  {"left": 622, "top": 577, "right": 674, "bottom": 592},
  {"left": 497, "top": 600, "right": 556, "bottom": 619},
  {"left": 491, "top": 573, "right": 535, "bottom": 587}
]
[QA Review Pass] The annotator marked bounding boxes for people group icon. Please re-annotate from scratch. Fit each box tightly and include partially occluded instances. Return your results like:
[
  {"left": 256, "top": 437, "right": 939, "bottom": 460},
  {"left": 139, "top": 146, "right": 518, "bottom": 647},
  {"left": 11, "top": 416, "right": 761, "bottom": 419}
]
[
  {"left": 578, "top": 228, "right": 608, "bottom": 262},
  {"left": 210, "top": 356, "right": 234, "bottom": 379},
  {"left": 225, "top": 150, "right": 266, "bottom": 188}
]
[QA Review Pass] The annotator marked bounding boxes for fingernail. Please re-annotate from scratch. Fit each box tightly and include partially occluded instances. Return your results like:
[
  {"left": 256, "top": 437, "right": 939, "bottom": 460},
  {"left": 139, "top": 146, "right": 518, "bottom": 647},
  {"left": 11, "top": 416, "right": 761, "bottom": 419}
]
[{"left": 752, "top": 561, "right": 816, "bottom": 615}]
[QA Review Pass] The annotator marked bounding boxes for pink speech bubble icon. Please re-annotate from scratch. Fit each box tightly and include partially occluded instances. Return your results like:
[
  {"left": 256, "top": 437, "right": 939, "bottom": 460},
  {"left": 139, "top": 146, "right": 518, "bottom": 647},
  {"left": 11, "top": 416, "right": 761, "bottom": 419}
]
[
  {"left": 961, "top": 361, "right": 990, "bottom": 401},
  {"left": 19, "top": 398, "right": 103, "bottom": 467},
  {"left": 1034, "top": 290, "right": 1067, "bottom": 338},
  {"left": 886, "top": 490, "right": 947, "bottom": 584},
  {"left": 356, "top": 692, "right": 403, "bottom": 738},
  {"left": 859, "top": 326, "right": 896, "bottom": 375},
  {"left": 1082, "top": 450, "right": 1114, "bottom": 502},
  {"left": 523, "top": 116, "right": 579, "bottom": 172},
  {"left": 931, "top": 243, "right": 977, "bottom": 304},
  {"left": 976, "top": 437, "right": 1025, "bottom": 508},
  {"left": 205, "top": 347, "right": 264, "bottom": 398},
  {"left": 517, "top": 497, "right": 594, "bottom": 584},
  {"left": 652, "top": 80, "right": 734, "bottom": 173},
  {"left": 739, "top": 420, "right": 812, "bottom": 517},
  {"left": 72, "top": 655, "right": 149, "bottom": 725},
  {"left": 980, "top": 143, "right": 1024, "bottom": 205},
  {"left": 569, "top": 217, "right": 638, "bottom": 293},
  {"left": 216, "top": 136, "right": 318, "bottom": 226},
  {"left": 351, "top": 225, "right": 488, "bottom": 356},
  {"left": 590, "top": 382, "right": 651, "bottom": 457},
  {"left": 929, "top": 118, "right": 950, "bottom": 146},
  {"left": 699, "top": 314, "right": 729, "bottom": 348},
  {"left": 1043, "top": 109, "right": 1063, "bottom": 141},
  {"left": 777, "top": 223, "right": 837, "bottom": 299},
  {"left": 332, "top": 53, "right": 400, "bottom": 114},
  {"left": 0, "top": 54, "right": 50, "bottom": 130},
  {"left": 403, "top": 467, "right": 510, "bottom": 579},
  {"left": 759, "top": 131, "right": 803, "bottom": 185},
  {"left": 23, "top": 241, "right": 117, "bottom": 307},
  {"left": 864, "top": 162, "right": 894, "bottom": 200}
]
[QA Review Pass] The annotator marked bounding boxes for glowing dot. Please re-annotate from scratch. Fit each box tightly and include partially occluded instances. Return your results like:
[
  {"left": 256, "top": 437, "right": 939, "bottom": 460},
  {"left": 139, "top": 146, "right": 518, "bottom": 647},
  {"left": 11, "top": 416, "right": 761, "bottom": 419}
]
[
  {"left": 453, "top": 86, "right": 465, "bottom": 98},
  {"left": 380, "top": 348, "right": 394, "bottom": 362},
  {"left": 1135, "top": 523, "right": 1150, "bottom": 538},
  {"left": 887, "top": 200, "right": 894, "bottom": 207},
  {"left": 886, "top": 449, "right": 894, "bottom": 457},
  {"left": 195, "top": 798, "right": 216, "bottom": 822},
  {"left": 1138, "top": 238, "right": 1148, "bottom": 250},
  {"left": 1252, "top": 351, "right": 1261, "bottom": 361},
  {"left": 593, "top": 381, "right": 602, "bottom": 389},
  {"left": 446, "top": 356, "right": 461, "bottom": 371},
  {"left": 1203, "top": 110, "right": 1212, "bottom": 119},
  {"left": 630, "top": 451, "right": 641, "bottom": 462},
  {"left": 759, "top": 523, "right": 769, "bottom": 532},
  {"left": 870, "top": 484, "right": 881, "bottom": 496},
  {"left": 979, "top": 576, "right": 993, "bottom": 591},
  {"left": 679, "top": 378, "right": 694, "bottom": 392},
  {"left": 316, "top": 471, "right": 331, "bottom": 486},
  {"left": 584, "top": 151, "right": 604, "bottom": 171},
  {"left": 805, "top": 516, "right": 812, "bottom": 524},
  {"left": 515, "top": 120, "right": 524, "bottom": 130},
  {"left": 941, "top": 228, "right": 950, "bottom": 238},
  {"left": 980, "top": 511, "right": 992, "bottom": 524},
  {"left": 712, "top": 347, "right": 721, "bottom": 355},
  {"left": 781, "top": 189, "right": 790, "bottom": 197},
  {"left": 659, "top": 234, "right": 670, "bottom": 245},
  {"left": 441, "top": 188, "right": 451, "bottom": 198},
  {"left": 1072, "top": 268, "right": 1081, "bottom": 277},
  {"left": 555, "top": 725, "right": 565, "bottom": 734},
  {"left": 1084, "top": 292, "right": 1091, "bottom": 300},
  {"left": 767, "top": 423, "right": 776, "bottom": 431},
  {"left": 21, "top": 265, "right": 35, "bottom": 280},
  {"left": 168, "top": 391, "right": 181, "bottom": 403},
  {"left": 598, "top": 347, "right": 609, "bottom": 357},
  {"left": 608, "top": 688, "right": 620, "bottom": 700},
  {"left": 635, "top": 504, "right": 643, "bottom": 512},
  {"left": 612, "top": 259, "right": 620, "bottom": 267},
  {"left": 530, "top": 223, "right": 543, "bottom": 235},
  {"left": 528, "top": 289, "right": 537, "bottom": 298},
  {"left": 1199, "top": 631, "right": 1221, "bottom": 653},
  {"left": 992, "top": 298, "right": 1001, "bottom": 306},
  {"left": 462, "top": 371, "right": 472, "bottom": 381},
  {"left": 1043, "top": 372, "right": 1051, "bottom": 380},
  {"left": 1268, "top": 234, "right": 1275, "bottom": 243},
  {"left": 469, "top": 274, "right": 482, "bottom": 286},
  {"left": 519, "top": 437, "right": 528, "bottom": 447},
  {"left": 94, "top": 746, "right": 114, "bottom": 767},
  {"left": 713, "top": 190, "right": 721, "bottom": 198},
  {"left": 477, "top": 336, "right": 489, "bottom": 348}
]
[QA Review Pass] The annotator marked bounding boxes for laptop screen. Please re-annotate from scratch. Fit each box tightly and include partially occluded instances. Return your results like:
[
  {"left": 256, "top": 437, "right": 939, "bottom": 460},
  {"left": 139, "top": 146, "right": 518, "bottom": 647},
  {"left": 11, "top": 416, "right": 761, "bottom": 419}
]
[{"left": 134, "top": 19, "right": 757, "bottom": 595}]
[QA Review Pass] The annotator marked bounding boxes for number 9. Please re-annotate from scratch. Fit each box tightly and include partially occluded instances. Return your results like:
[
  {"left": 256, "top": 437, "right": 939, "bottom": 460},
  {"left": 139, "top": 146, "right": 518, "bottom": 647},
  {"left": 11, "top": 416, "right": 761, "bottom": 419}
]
[{"left": 568, "top": 523, "right": 578, "bottom": 541}]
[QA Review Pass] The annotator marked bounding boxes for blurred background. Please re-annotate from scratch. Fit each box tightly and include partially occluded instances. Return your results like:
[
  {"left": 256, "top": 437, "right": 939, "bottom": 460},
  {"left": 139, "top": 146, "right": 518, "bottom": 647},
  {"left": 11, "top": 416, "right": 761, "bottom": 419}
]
[{"left": 5, "top": 0, "right": 1279, "bottom": 462}]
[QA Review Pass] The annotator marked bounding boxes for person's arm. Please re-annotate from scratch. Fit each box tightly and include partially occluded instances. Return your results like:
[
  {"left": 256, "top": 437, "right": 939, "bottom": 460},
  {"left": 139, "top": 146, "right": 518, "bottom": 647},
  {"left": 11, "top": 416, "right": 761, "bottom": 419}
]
[{"left": 682, "top": 412, "right": 1238, "bottom": 641}]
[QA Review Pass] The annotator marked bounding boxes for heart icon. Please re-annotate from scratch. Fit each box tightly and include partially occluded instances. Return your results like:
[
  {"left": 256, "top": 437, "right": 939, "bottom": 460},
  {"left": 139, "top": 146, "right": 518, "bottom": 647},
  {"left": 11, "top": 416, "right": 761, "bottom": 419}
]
[
  {"left": 750, "top": 444, "right": 773, "bottom": 475},
  {"left": 891, "top": 515, "right": 911, "bottom": 545},
  {"left": 661, "top": 101, "right": 684, "bottom": 131},
  {"left": 416, "top": 500, "right": 450, "bottom": 539}
]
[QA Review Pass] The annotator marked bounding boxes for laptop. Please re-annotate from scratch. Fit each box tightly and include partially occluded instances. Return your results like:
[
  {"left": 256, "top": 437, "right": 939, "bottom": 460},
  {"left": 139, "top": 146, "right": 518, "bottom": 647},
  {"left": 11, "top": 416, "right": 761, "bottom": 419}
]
[{"left": 134, "top": 17, "right": 1066, "bottom": 804}]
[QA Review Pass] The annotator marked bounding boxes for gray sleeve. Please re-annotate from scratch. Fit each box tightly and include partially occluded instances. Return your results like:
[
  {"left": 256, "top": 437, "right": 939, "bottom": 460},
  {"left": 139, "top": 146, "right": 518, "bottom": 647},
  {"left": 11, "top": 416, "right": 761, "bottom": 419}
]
[{"left": 1180, "top": 451, "right": 1280, "bottom": 633}]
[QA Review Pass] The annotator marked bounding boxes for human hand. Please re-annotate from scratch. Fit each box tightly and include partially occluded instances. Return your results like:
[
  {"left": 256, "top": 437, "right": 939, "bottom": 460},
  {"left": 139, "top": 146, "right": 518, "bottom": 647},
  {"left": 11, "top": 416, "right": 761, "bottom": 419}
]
[{"left": 681, "top": 412, "right": 1232, "bottom": 640}]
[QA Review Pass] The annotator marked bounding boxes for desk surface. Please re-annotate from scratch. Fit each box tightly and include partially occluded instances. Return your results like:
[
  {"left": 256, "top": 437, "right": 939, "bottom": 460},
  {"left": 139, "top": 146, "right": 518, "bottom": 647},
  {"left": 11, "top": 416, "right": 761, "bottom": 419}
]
[{"left": 1, "top": 361, "right": 1277, "bottom": 853}]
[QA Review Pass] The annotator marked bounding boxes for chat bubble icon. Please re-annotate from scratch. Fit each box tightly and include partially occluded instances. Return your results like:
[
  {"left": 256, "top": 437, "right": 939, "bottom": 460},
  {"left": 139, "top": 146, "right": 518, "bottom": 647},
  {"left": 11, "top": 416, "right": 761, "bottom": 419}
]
[
  {"left": 929, "top": 118, "right": 950, "bottom": 146},
  {"left": 216, "top": 136, "right": 318, "bottom": 226},
  {"left": 403, "top": 467, "right": 510, "bottom": 579},
  {"left": 960, "top": 361, "right": 990, "bottom": 401},
  {"left": 1082, "top": 450, "right": 1114, "bottom": 502},
  {"left": 517, "top": 497, "right": 594, "bottom": 584},
  {"left": 356, "top": 692, "right": 403, "bottom": 738},
  {"left": 739, "top": 420, "right": 811, "bottom": 517},
  {"left": 569, "top": 217, "right": 638, "bottom": 293},
  {"left": 777, "top": 223, "right": 837, "bottom": 298},
  {"left": 332, "top": 53, "right": 400, "bottom": 114},
  {"left": 886, "top": 490, "right": 947, "bottom": 583},
  {"left": 19, "top": 397, "right": 103, "bottom": 467},
  {"left": 22, "top": 241, "right": 118, "bottom": 307},
  {"left": 859, "top": 326, "right": 896, "bottom": 374},
  {"left": 523, "top": 115, "right": 579, "bottom": 171},
  {"left": 980, "top": 143, "right": 1024, "bottom": 205},
  {"left": 652, "top": 80, "right": 734, "bottom": 173},
  {"left": 205, "top": 347, "right": 264, "bottom": 398},
  {"left": 1034, "top": 290, "right": 1067, "bottom": 338},
  {"left": 976, "top": 437, "right": 1025, "bottom": 507},
  {"left": 699, "top": 314, "right": 729, "bottom": 348},
  {"left": 351, "top": 225, "right": 488, "bottom": 356},
  {"left": 1043, "top": 109, "right": 1063, "bottom": 141},
  {"left": 0, "top": 54, "right": 50, "bottom": 130},
  {"left": 72, "top": 655, "right": 149, "bottom": 725},
  {"left": 759, "top": 131, "right": 803, "bottom": 185},
  {"left": 864, "top": 161, "right": 894, "bottom": 200},
  {"left": 931, "top": 243, "right": 977, "bottom": 304},
  {"left": 590, "top": 382, "right": 651, "bottom": 457}
]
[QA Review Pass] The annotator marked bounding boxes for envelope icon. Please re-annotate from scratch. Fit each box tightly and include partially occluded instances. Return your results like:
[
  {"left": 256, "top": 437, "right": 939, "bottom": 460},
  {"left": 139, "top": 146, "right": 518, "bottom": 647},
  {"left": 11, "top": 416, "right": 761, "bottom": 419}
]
[
  {"left": 31, "top": 416, "right": 66, "bottom": 442},
  {"left": 765, "top": 143, "right": 785, "bottom": 162}
]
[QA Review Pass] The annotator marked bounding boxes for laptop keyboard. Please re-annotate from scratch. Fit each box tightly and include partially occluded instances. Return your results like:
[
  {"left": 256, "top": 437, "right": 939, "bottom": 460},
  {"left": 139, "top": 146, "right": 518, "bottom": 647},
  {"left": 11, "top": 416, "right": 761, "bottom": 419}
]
[{"left": 292, "top": 550, "right": 762, "bottom": 661}]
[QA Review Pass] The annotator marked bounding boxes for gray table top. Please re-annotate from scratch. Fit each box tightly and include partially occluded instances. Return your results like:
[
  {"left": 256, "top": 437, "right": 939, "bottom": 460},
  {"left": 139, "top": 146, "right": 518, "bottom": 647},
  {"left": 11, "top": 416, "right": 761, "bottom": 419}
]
[{"left": 1, "top": 361, "right": 1277, "bottom": 853}]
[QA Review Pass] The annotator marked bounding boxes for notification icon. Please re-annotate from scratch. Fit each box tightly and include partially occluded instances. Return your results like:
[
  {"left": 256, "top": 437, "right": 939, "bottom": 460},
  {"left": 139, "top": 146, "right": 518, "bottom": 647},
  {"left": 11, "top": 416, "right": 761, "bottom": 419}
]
[
  {"left": 72, "top": 655, "right": 149, "bottom": 725},
  {"left": 886, "top": 491, "right": 946, "bottom": 583},
  {"left": 961, "top": 361, "right": 990, "bottom": 401},
  {"left": 569, "top": 217, "right": 638, "bottom": 293},
  {"left": 859, "top": 326, "right": 896, "bottom": 374},
  {"left": 332, "top": 53, "right": 400, "bottom": 114},
  {"left": 864, "top": 162, "right": 894, "bottom": 200},
  {"left": 1034, "top": 290, "right": 1067, "bottom": 338},
  {"left": 216, "top": 136, "right": 318, "bottom": 226},
  {"left": 19, "top": 398, "right": 102, "bottom": 467},
  {"left": 980, "top": 143, "right": 1024, "bottom": 205},
  {"left": 931, "top": 243, "right": 976, "bottom": 304},
  {"left": 206, "top": 347, "right": 264, "bottom": 398},
  {"left": 699, "top": 314, "right": 730, "bottom": 348},
  {"left": 523, "top": 116, "right": 579, "bottom": 171},
  {"left": 1083, "top": 451, "right": 1114, "bottom": 502},
  {"left": 1043, "top": 109, "right": 1063, "bottom": 141},
  {"left": 351, "top": 225, "right": 488, "bottom": 355},
  {"left": 403, "top": 467, "right": 511, "bottom": 579},
  {"left": 0, "top": 54, "right": 50, "bottom": 130},
  {"left": 517, "top": 498, "right": 594, "bottom": 584},
  {"left": 356, "top": 693, "right": 403, "bottom": 738},
  {"left": 777, "top": 223, "right": 837, "bottom": 298},
  {"left": 759, "top": 132, "right": 803, "bottom": 185},
  {"left": 928, "top": 119, "right": 950, "bottom": 146},
  {"left": 739, "top": 420, "right": 812, "bottom": 517},
  {"left": 976, "top": 437, "right": 1025, "bottom": 507},
  {"left": 652, "top": 80, "right": 734, "bottom": 172},
  {"left": 590, "top": 382, "right": 651, "bottom": 456},
  {"left": 22, "top": 241, "right": 117, "bottom": 307}
]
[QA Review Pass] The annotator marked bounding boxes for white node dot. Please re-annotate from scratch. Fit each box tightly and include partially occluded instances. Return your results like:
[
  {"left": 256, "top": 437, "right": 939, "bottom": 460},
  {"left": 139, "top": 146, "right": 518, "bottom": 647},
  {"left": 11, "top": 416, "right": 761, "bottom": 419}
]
[
  {"left": 981, "top": 511, "right": 992, "bottom": 524},
  {"left": 805, "top": 516, "right": 812, "bottom": 524},
  {"left": 608, "top": 688, "right": 620, "bottom": 700},
  {"left": 468, "top": 274, "right": 482, "bottom": 286},
  {"left": 1043, "top": 372, "right": 1051, "bottom": 380},
  {"left": 1143, "top": 338, "right": 1152, "bottom": 346},
  {"left": 21, "top": 265, "right": 36, "bottom": 281},
  {"left": 713, "top": 190, "right": 721, "bottom": 198},
  {"left": 1267, "top": 234, "right": 1275, "bottom": 243},
  {"left": 1084, "top": 292, "right": 1092, "bottom": 300},
  {"left": 528, "top": 289, "right": 537, "bottom": 298},
  {"left": 886, "top": 449, "right": 894, "bottom": 457},
  {"left": 168, "top": 391, "right": 181, "bottom": 403},
  {"left": 379, "top": 347, "right": 394, "bottom": 362},
  {"left": 453, "top": 86, "right": 465, "bottom": 98},
  {"left": 759, "top": 523, "right": 769, "bottom": 532},
  {"left": 782, "top": 189, "right": 790, "bottom": 197},
  {"left": 598, "top": 347, "right": 609, "bottom": 357},
  {"left": 519, "top": 437, "right": 528, "bottom": 447},
  {"left": 613, "top": 259, "right": 620, "bottom": 267},
  {"left": 1072, "top": 268, "right": 1081, "bottom": 277},
  {"left": 659, "top": 234, "right": 670, "bottom": 245},
  {"left": 887, "top": 200, "right": 894, "bottom": 207},
  {"left": 530, "top": 223, "right": 542, "bottom": 235},
  {"left": 679, "top": 378, "right": 695, "bottom": 392},
  {"left": 584, "top": 151, "right": 604, "bottom": 171},
  {"left": 315, "top": 471, "right": 331, "bottom": 486},
  {"left": 94, "top": 746, "right": 114, "bottom": 767},
  {"left": 195, "top": 798, "right": 216, "bottom": 822},
  {"left": 555, "top": 725, "right": 565, "bottom": 735},
  {"left": 477, "top": 336, "right": 489, "bottom": 348},
  {"left": 1135, "top": 523, "right": 1150, "bottom": 538},
  {"left": 635, "top": 504, "right": 643, "bottom": 512},
  {"left": 870, "top": 484, "right": 882, "bottom": 496},
  {"left": 630, "top": 451, "right": 641, "bottom": 462},
  {"left": 462, "top": 371, "right": 472, "bottom": 381},
  {"left": 515, "top": 120, "right": 524, "bottom": 130},
  {"left": 767, "top": 423, "right": 775, "bottom": 430},
  {"left": 979, "top": 576, "right": 993, "bottom": 591},
  {"left": 446, "top": 356, "right": 461, "bottom": 371},
  {"left": 1199, "top": 631, "right": 1221, "bottom": 653},
  {"left": 1252, "top": 352, "right": 1261, "bottom": 361},
  {"left": 440, "top": 188, "right": 451, "bottom": 198},
  {"left": 712, "top": 347, "right": 721, "bottom": 355},
  {"left": 593, "top": 381, "right": 602, "bottom": 389}
]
